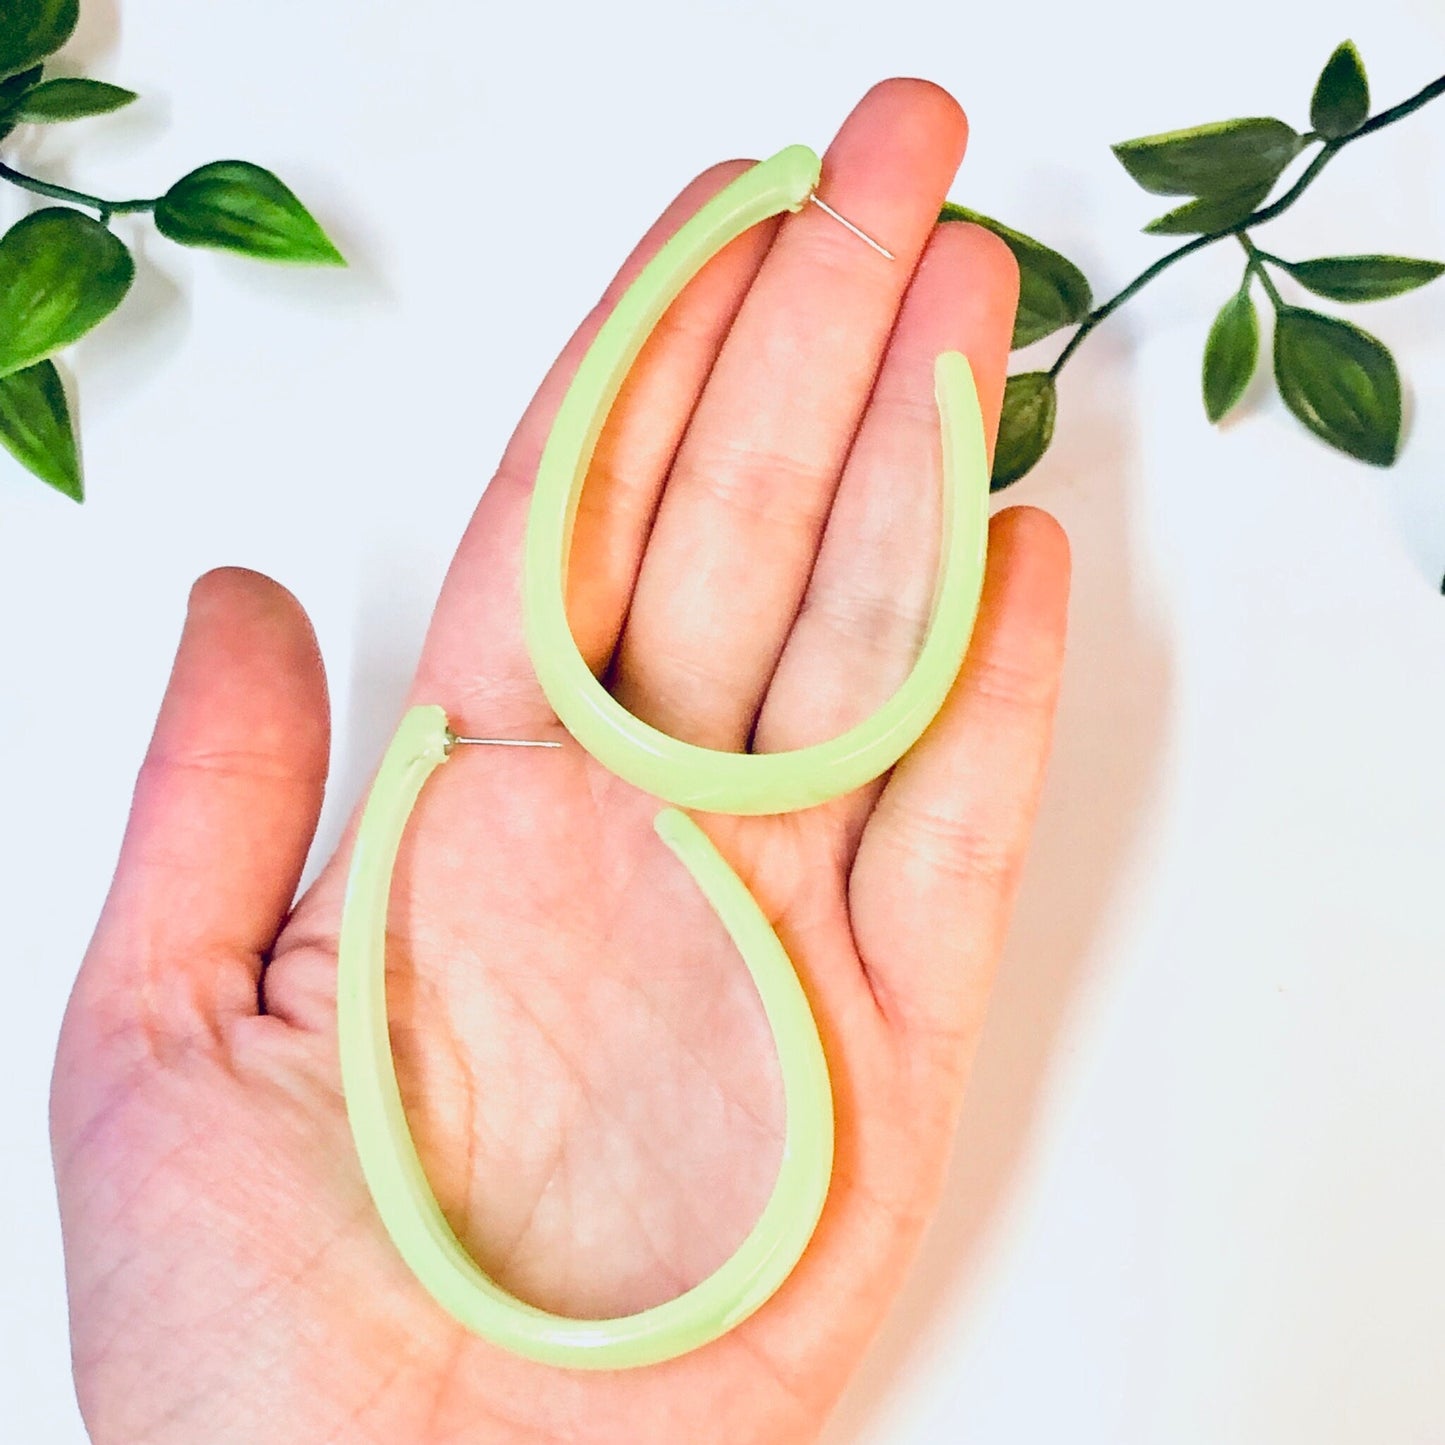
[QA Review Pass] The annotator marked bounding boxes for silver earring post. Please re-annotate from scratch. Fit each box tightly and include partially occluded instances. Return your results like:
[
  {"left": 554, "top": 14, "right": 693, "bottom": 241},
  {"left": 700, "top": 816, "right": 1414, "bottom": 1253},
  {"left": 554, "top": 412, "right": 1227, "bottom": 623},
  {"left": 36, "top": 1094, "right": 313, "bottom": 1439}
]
[
  {"left": 448, "top": 196, "right": 886, "bottom": 763},
  {"left": 446, "top": 733, "right": 563, "bottom": 750},
  {"left": 807, "top": 193, "right": 896, "bottom": 261}
]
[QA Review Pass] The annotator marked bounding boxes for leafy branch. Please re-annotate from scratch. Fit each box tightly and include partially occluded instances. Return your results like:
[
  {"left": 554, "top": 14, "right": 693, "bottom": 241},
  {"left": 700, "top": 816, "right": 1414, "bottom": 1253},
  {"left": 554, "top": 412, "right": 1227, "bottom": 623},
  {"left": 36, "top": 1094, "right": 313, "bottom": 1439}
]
[
  {"left": 942, "top": 41, "right": 1444, "bottom": 489},
  {"left": 0, "top": 0, "right": 343, "bottom": 502}
]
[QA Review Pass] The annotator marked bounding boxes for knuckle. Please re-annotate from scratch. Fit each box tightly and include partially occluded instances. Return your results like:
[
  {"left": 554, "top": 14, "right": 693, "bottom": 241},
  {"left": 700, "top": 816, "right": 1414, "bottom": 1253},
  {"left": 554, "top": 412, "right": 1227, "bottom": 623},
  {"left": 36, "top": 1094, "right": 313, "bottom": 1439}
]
[
  {"left": 681, "top": 441, "right": 833, "bottom": 536},
  {"left": 897, "top": 803, "right": 1022, "bottom": 892},
  {"left": 798, "top": 577, "right": 930, "bottom": 659},
  {"left": 965, "top": 639, "right": 1064, "bottom": 715}
]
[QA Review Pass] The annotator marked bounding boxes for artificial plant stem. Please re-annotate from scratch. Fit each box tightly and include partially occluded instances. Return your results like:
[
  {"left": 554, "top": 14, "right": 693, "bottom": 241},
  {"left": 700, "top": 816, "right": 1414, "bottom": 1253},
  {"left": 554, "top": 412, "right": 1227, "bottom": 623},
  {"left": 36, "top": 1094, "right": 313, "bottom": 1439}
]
[
  {"left": 1048, "top": 68, "right": 1445, "bottom": 380},
  {"left": 0, "top": 159, "right": 155, "bottom": 218},
  {"left": 1048, "top": 231, "right": 1216, "bottom": 376},
  {"left": 1356, "top": 71, "right": 1445, "bottom": 137},
  {"left": 1238, "top": 233, "right": 1284, "bottom": 308}
]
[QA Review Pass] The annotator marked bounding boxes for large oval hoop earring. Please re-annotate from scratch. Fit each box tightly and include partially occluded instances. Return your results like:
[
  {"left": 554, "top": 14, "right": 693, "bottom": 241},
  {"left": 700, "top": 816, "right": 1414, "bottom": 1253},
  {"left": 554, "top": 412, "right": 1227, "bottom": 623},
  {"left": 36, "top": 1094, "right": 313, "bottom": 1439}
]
[
  {"left": 523, "top": 144, "right": 992, "bottom": 816},
  {"left": 337, "top": 145, "right": 992, "bottom": 1369},
  {"left": 337, "top": 706, "right": 834, "bottom": 1370}
]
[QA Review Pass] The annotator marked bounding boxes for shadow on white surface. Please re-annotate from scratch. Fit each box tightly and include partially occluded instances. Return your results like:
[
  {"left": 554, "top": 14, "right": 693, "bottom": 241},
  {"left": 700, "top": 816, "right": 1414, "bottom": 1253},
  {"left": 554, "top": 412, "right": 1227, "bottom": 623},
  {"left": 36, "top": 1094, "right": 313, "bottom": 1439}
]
[
  {"left": 1382, "top": 295, "right": 1445, "bottom": 591},
  {"left": 324, "top": 539, "right": 439, "bottom": 864},
  {"left": 60, "top": 0, "right": 120, "bottom": 68},
  {"left": 75, "top": 226, "right": 191, "bottom": 410},
  {"left": 822, "top": 328, "right": 1175, "bottom": 1443}
]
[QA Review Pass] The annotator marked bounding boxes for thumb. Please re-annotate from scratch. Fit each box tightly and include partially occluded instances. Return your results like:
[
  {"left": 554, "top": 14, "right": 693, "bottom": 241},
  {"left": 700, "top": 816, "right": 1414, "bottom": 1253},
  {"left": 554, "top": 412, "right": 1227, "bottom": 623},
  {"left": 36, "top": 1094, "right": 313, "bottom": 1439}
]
[{"left": 74, "top": 567, "right": 330, "bottom": 1042}]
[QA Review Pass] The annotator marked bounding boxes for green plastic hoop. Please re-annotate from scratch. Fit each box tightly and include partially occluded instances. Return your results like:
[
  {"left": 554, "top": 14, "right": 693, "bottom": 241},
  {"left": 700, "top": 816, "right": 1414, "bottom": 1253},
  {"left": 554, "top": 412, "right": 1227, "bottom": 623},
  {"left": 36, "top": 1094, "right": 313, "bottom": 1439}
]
[
  {"left": 336, "top": 143, "right": 992, "bottom": 1369},
  {"left": 337, "top": 704, "right": 834, "bottom": 1369},
  {"left": 523, "top": 144, "right": 991, "bottom": 815}
]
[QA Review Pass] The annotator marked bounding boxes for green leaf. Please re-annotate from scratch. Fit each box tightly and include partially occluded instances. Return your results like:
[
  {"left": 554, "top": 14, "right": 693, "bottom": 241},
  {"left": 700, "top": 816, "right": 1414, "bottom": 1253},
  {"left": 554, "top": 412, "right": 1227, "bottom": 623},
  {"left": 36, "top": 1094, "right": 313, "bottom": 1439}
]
[
  {"left": 1311, "top": 41, "right": 1370, "bottom": 139},
  {"left": 0, "top": 60, "right": 42, "bottom": 138},
  {"left": 1143, "top": 180, "right": 1274, "bottom": 236},
  {"left": 0, "top": 208, "right": 135, "bottom": 377},
  {"left": 10, "top": 77, "right": 136, "bottom": 122},
  {"left": 0, "top": 61, "right": 42, "bottom": 103},
  {"left": 1273, "top": 307, "right": 1401, "bottom": 466},
  {"left": 992, "top": 371, "right": 1057, "bottom": 489},
  {"left": 1202, "top": 287, "right": 1259, "bottom": 422},
  {"left": 0, "top": 358, "right": 80, "bottom": 499},
  {"left": 0, "top": 0, "right": 78, "bottom": 80},
  {"left": 154, "top": 160, "right": 345, "bottom": 264},
  {"left": 1277, "top": 254, "right": 1444, "bottom": 302},
  {"left": 939, "top": 202, "right": 1093, "bottom": 349},
  {"left": 1111, "top": 117, "right": 1305, "bottom": 197}
]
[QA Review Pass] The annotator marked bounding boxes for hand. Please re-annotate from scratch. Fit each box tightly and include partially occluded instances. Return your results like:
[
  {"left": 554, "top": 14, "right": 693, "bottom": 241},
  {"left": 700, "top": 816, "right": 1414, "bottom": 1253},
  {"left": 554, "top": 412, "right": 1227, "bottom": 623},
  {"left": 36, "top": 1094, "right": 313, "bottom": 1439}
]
[{"left": 52, "top": 78, "right": 1070, "bottom": 1444}]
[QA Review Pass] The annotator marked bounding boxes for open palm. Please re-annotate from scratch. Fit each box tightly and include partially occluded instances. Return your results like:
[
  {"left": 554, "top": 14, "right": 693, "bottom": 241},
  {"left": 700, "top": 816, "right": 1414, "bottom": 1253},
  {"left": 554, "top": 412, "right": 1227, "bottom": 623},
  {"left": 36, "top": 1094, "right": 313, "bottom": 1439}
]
[{"left": 52, "top": 79, "right": 1070, "bottom": 1444}]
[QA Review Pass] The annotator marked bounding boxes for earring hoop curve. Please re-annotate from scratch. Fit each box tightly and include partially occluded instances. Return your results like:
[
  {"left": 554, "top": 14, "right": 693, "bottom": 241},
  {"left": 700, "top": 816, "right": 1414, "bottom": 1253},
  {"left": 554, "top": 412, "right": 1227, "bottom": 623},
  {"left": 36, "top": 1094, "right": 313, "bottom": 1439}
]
[
  {"left": 338, "top": 144, "right": 992, "bottom": 1369},
  {"left": 337, "top": 706, "right": 833, "bottom": 1369},
  {"left": 523, "top": 144, "right": 991, "bottom": 816}
]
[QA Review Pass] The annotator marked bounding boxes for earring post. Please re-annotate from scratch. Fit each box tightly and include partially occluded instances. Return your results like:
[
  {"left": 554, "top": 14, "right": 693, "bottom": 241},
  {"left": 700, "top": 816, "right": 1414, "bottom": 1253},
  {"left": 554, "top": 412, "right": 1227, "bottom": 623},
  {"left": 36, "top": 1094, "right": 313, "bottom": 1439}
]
[
  {"left": 447, "top": 735, "right": 563, "bottom": 749},
  {"left": 807, "top": 194, "right": 896, "bottom": 261}
]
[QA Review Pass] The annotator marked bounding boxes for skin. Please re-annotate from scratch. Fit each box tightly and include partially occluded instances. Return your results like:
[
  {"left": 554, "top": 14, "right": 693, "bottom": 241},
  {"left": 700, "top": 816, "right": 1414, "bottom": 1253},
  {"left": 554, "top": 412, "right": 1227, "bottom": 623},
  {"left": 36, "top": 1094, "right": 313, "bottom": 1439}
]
[{"left": 51, "top": 78, "right": 1071, "bottom": 1444}]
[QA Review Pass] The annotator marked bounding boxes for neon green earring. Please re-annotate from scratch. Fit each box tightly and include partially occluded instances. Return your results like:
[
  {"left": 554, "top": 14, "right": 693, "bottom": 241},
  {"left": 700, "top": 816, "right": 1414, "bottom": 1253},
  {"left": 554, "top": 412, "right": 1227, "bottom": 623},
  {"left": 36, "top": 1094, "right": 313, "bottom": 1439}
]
[
  {"left": 337, "top": 143, "right": 992, "bottom": 1369},
  {"left": 523, "top": 144, "right": 991, "bottom": 815}
]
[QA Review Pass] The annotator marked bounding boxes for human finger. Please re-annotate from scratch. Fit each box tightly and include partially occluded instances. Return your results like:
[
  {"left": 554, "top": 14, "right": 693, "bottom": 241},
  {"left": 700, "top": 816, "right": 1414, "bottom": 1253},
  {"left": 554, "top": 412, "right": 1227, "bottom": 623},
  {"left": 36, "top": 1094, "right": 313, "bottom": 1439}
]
[
  {"left": 609, "top": 78, "right": 971, "bottom": 751},
  {"left": 850, "top": 506, "right": 1071, "bottom": 1041},
  {"left": 751, "top": 218, "right": 1018, "bottom": 865},
  {"left": 74, "top": 568, "right": 330, "bottom": 1041},
  {"left": 413, "top": 160, "right": 777, "bottom": 727}
]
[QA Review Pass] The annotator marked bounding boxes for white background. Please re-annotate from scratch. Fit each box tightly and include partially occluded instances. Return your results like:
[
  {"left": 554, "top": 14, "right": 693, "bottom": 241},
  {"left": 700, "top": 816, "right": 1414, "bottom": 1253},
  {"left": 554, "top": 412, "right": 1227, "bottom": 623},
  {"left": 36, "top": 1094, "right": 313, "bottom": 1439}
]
[{"left": 2, "top": 0, "right": 1443, "bottom": 1440}]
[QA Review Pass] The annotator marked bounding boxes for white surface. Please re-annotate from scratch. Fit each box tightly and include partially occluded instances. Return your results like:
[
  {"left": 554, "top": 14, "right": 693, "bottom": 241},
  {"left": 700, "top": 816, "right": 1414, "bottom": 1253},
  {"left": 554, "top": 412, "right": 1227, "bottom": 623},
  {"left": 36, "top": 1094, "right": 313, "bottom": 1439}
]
[{"left": 3, "top": 0, "right": 1443, "bottom": 1440}]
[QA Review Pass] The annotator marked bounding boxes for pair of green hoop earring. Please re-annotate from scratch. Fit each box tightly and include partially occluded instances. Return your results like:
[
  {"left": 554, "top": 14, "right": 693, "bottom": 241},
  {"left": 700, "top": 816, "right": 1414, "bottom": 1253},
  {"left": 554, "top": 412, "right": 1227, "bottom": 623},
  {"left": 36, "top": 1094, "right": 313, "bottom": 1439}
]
[{"left": 336, "top": 142, "right": 992, "bottom": 1370}]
